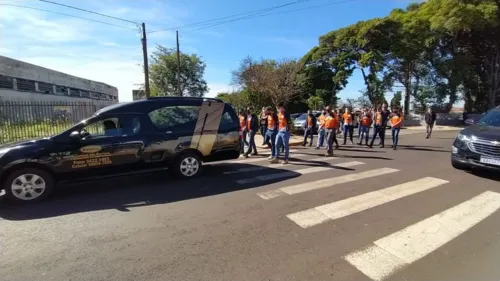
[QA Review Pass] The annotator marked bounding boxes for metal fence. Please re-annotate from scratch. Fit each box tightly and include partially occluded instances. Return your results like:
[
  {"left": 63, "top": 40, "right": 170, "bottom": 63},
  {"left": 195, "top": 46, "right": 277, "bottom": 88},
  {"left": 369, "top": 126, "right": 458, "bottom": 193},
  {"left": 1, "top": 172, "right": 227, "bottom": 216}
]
[{"left": 0, "top": 101, "right": 110, "bottom": 144}]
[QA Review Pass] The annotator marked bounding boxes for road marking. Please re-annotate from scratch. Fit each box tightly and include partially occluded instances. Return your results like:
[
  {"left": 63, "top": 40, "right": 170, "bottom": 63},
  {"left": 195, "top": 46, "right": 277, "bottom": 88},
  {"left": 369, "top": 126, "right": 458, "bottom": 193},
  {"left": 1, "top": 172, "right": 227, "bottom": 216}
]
[
  {"left": 344, "top": 191, "right": 500, "bottom": 281},
  {"left": 287, "top": 177, "right": 449, "bottom": 228},
  {"left": 236, "top": 161, "right": 365, "bottom": 184},
  {"left": 228, "top": 150, "right": 301, "bottom": 164},
  {"left": 224, "top": 157, "right": 339, "bottom": 175},
  {"left": 257, "top": 168, "right": 399, "bottom": 200}
]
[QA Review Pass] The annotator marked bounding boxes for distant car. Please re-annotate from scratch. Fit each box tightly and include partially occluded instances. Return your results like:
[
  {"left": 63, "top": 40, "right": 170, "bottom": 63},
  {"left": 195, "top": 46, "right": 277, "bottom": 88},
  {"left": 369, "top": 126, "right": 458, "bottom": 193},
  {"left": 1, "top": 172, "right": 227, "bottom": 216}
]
[
  {"left": 293, "top": 112, "right": 321, "bottom": 133},
  {"left": 290, "top": 113, "right": 302, "bottom": 120},
  {"left": 451, "top": 107, "right": 500, "bottom": 172},
  {"left": 0, "top": 97, "right": 241, "bottom": 203}
]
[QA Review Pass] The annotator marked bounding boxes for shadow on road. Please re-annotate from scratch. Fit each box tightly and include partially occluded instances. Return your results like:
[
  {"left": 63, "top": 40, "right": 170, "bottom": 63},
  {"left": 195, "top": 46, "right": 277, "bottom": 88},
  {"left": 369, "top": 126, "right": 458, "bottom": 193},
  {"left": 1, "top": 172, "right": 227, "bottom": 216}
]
[
  {"left": 466, "top": 169, "right": 500, "bottom": 182},
  {"left": 397, "top": 145, "right": 450, "bottom": 153},
  {"left": 0, "top": 162, "right": 362, "bottom": 221}
]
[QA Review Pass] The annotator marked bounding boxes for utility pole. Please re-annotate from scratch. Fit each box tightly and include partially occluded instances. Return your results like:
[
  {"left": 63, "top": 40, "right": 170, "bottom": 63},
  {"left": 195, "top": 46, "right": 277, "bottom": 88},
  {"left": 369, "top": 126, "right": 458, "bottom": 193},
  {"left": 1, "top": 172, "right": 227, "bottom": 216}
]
[
  {"left": 141, "top": 22, "right": 151, "bottom": 98},
  {"left": 176, "top": 30, "right": 182, "bottom": 96}
]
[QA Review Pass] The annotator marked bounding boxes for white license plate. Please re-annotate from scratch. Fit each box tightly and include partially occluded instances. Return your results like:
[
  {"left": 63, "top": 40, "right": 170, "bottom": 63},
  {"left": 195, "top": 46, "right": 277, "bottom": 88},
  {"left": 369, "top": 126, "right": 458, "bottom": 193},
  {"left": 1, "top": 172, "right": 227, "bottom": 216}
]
[{"left": 480, "top": 157, "right": 500, "bottom": 166}]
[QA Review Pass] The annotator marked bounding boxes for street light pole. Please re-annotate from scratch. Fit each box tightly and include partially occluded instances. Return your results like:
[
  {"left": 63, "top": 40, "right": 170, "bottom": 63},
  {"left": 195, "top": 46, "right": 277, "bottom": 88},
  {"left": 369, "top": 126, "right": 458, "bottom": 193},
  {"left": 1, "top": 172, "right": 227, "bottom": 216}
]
[{"left": 141, "top": 22, "right": 151, "bottom": 98}]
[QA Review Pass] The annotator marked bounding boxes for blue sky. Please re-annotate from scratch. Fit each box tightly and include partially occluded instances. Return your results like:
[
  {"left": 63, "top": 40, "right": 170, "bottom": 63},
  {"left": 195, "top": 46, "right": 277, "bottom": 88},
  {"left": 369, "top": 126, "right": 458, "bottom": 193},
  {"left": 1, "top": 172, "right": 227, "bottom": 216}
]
[{"left": 0, "top": 0, "right": 419, "bottom": 102}]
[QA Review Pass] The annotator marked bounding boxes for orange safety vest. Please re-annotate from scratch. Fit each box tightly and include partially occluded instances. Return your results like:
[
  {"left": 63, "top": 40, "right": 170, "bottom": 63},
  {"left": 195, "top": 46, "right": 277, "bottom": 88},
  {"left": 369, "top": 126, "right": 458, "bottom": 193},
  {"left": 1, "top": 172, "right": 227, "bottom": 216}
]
[
  {"left": 239, "top": 115, "right": 246, "bottom": 129},
  {"left": 278, "top": 113, "right": 288, "bottom": 130},
  {"left": 267, "top": 115, "right": 276, "bottom": 129},
  {"left": 324, "top": 116, "right": 336, "bottom": 129},
  {"left": 307, "top": 116, "right": 313, "bottom": 127},
  {"left": 361, "top": 115, "right": 372, "bottom": 126},
  {"left": 375, "top": 112, "right": 382, "bottom": 125},
  {"left": 318, "top": 115, "right": 326, "bottom": 127},
  {"left": 391, "top": 115, "right": 403, "bottom": 128},
  {"left": 342, "top": 113, "right": 352, "bottom": 125},
  {"left": 334, "top": 114, "right": 340, "bottom": 129}
]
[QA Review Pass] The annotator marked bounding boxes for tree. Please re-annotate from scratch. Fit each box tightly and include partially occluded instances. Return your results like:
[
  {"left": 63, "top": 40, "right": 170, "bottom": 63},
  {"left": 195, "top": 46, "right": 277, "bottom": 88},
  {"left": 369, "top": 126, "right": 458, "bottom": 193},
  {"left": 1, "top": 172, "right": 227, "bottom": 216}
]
[
  {"left": 149, "top": 45, "right": 209, "bottom": 97},
  {"left": 307, "top": 95, "right": 324, "bottom": 110},
  {"left": 216, "top": 91, "right": 249, "bottom": 111},
  {"left": 232, "top": 57, "right": 306, "bottom": 106},
  {"left": 390, "top": 91, "right": 402, "bottom": 109}
]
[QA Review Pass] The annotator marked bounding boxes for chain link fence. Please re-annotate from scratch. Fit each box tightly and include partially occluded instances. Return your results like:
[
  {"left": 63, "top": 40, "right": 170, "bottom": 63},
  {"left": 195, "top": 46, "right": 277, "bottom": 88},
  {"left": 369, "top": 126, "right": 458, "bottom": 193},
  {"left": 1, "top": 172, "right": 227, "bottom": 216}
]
[{"left": 0, "top": 101, "right": 111, "bottom": 144}]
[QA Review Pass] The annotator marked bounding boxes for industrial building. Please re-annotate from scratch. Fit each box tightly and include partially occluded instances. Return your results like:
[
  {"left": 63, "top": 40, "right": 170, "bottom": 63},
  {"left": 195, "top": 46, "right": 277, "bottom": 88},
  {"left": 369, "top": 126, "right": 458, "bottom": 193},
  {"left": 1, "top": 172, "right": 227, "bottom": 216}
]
[{"left": 0, "top": 55, "right": 118, "bottom": 104}]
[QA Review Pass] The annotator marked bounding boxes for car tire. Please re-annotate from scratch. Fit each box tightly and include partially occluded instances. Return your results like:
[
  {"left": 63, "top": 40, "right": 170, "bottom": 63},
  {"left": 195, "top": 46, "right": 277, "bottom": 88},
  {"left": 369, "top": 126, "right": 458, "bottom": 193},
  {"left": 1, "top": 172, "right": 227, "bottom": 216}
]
[
  {"left": 4, "top": 168, "right": 54, "bottom": 203},
  {"left": 173, "top": 153, "right": 202, "bottom": 179},
  {"left": 451, "top": 160, "right": 469, "bottom": 171}
]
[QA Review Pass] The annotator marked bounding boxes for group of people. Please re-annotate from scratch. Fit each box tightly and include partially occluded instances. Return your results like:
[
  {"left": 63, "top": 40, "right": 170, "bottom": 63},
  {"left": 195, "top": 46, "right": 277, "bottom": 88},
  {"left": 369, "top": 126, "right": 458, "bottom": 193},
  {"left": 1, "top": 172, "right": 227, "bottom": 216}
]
[
  {"left": 238, "top": 103, "right": 407, "bottom": 164},
  {"left": 303, "top": 104, "right": 405, "bottom": 153},
  {"left": 238, "top": 103, "right": 292, "bottom": 164}
]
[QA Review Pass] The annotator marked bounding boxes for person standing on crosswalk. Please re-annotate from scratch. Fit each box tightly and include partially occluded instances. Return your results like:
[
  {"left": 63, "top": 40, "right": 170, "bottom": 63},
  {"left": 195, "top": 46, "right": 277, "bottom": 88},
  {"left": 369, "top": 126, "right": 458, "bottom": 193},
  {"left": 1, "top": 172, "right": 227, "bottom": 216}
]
[
  {"left": 315, "top": 109, "right": 327, "bottom": 149},
  {"left": 369, "top": 107, "right": 384, "bottom": 148},
  {"left": 265, "top": 106, "right": 279, "bottom": 161},
  {"left": 390, "top": 108, "right": 404, "bottom": 150},
  {"left": 324, "top": 108, "right": 338, "bottom": 157},
  {"left": 243, "top": 106, "right": 259, "bottom": 158},
  {"left": 358, "top": 108, "right": 372, "bottom": 146},
  {"left": 238, "top": 109, "right": 247, "bottom": 154},
  {"left": 342, "top": 108, "right": 355, "bottom": 145},
  {"left": 303, "top": 110, "right": 316, "bottom": 147},
  {"left": 259, "top": 107, "right": 269, "bottom": 146},
  {"left": 271, "top": 103, "right": 292, "bottom": 164}
]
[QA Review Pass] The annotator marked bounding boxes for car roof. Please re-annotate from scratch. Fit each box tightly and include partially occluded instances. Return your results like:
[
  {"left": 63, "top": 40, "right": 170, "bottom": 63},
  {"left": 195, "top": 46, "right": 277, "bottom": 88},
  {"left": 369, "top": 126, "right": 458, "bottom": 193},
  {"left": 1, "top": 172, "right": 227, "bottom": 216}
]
[{"left": 94, "top": 96, "right": 224, "bottom": 115}]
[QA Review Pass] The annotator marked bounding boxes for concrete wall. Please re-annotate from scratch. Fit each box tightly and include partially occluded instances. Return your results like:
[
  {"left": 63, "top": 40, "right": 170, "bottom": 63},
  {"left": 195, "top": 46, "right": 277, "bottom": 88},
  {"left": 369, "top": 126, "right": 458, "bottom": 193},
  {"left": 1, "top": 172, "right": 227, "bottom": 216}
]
[{"left": 0, "top": 55, "right": 118, "bottom": 97}]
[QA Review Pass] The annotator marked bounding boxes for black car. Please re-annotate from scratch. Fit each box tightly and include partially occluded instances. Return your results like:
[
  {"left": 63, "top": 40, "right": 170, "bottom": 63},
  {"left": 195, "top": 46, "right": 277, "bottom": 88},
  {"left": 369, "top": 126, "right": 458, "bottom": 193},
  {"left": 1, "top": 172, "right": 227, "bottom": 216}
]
[
  {"left": 0, "top": 97, "right": 241, "bottom": 203},
  {"left": 451, "top": 106, "right": 500, "bottom": 172}
]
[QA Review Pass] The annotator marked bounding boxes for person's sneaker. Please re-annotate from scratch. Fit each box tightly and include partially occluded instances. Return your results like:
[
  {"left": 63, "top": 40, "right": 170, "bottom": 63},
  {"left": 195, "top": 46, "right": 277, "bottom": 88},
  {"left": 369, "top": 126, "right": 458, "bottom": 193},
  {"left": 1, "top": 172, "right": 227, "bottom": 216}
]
[
  {"left": 380, "top": 145, "right": 384, "bottom": 148},
  {"left": 269, "top": 158, "right": 279, "bottom": 164},
  {"left": 243, "top": 154, "right": 249, "bottom": 158},
  {"left": 281, "top": 160, "right": 289, "bottom": 164},
  {"left": 393, "top": 146, "right": 397, "bottom": 150},
  {"left": 314, "top": 147, "right": 320, "bottom": 150},
  {"left": 324, "top": 153, "right": 334, "bottom": 157},
  {"left": 357, "top": 142, "right": 362, "bottom": 145},
  {"left": 252, "top": 152, "right": 258, "bottom": 156},
  {"left": 267, "top": 155, "right": 273, "bottom": 160}
]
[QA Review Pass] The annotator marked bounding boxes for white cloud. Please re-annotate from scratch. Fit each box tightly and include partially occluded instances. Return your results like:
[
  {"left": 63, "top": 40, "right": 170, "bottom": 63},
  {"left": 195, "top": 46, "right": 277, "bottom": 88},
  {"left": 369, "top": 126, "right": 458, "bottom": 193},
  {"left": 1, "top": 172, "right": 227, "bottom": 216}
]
[{"left": 207, "top": 83, "right": 235, "bottom": 98}]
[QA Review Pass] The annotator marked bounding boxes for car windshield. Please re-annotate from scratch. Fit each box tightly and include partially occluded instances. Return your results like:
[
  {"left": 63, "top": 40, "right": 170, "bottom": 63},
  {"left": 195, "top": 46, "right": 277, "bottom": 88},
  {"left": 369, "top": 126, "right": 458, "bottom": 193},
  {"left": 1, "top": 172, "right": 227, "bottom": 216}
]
[
  {"left": 477, "top": 110, "right": 500, "bottom": 127},
  {"left": 296, "top": 113, "right": 307, "bottom": 121}
]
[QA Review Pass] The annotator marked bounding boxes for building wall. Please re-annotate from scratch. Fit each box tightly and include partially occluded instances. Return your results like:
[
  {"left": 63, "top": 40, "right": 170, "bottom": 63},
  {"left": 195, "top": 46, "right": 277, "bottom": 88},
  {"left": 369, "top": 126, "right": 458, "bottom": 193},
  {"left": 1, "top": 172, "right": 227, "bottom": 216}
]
[{"left": 0, "top": 55, "right": 118, "bottom": 104}]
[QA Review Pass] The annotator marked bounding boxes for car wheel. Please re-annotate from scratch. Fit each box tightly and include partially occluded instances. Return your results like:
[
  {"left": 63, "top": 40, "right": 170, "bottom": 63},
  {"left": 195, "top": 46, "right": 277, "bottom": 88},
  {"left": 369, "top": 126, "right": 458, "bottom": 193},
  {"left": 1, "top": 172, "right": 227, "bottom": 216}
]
[
  {"left": 173, "top": 153, "right": 202, "bottom": 179},
  {"left": 451, "top": 160, "right": 469, "bottom": 171},
  {"left": 4, "top": 168, "right": 54, "bottom": 203}
]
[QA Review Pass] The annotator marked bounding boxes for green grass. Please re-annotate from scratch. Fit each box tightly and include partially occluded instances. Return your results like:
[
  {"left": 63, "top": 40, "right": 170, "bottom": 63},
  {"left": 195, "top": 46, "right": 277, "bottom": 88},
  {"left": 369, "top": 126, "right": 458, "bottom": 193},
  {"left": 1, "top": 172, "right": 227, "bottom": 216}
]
[{"left": 0, "top": 121, "right": 73, "bottom": 145}]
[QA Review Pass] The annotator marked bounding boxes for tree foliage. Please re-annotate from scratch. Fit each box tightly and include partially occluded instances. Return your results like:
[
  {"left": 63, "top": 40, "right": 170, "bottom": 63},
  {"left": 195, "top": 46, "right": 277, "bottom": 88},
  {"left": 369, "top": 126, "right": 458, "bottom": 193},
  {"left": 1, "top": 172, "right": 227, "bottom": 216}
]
[{"left": 149, "top": 45, "right": 209, "bottom": 97}]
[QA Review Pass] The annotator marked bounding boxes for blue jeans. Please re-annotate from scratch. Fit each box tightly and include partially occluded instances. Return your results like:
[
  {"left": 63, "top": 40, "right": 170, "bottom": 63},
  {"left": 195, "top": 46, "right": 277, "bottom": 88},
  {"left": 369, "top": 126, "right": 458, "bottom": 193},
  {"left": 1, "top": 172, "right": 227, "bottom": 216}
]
[
  {"left": 245, "top": 130, "right": 257, "bottom": 155},
  {"left": 303, "top": 127, "right": 314, "bottom": 145},
  {"left": 392, "top": 127, "right": 400, "bottom": 147},
  {"left": 260, "top": 126, "right": 267, "bottom": 144},
  {"left": 275, "top": 130, "right": 290, "bottom": 160},
  {"left": 265, "top": 129, "right": 277, "bottom": 157},
  {"left": 359, "top": 126, "right": 370, "bottom": 144},
  {"left": 316, "top": 128, "right": 325, "bottom": 147},
  {"left": 343, "top": 124, "right": 353, "bottom": 144}
]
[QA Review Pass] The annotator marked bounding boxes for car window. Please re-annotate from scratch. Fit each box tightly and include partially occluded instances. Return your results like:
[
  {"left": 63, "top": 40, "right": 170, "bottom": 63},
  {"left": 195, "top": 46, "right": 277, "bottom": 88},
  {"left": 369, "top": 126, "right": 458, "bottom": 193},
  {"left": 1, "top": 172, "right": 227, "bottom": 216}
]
[
  {"left": 148, "top": 105, "right": 200, "bottom": 132},
  {"left": 296, "top": 114, "right": 307, "bottom": 121},
  {"left": 477, "top": 110, "right": 500, "bottom": 127},
  {"left": 219, "top": 108, "right": 239, "bottom": 131},
  {"left": 83, "top": 117, "right": 121, "bottom": 138}
]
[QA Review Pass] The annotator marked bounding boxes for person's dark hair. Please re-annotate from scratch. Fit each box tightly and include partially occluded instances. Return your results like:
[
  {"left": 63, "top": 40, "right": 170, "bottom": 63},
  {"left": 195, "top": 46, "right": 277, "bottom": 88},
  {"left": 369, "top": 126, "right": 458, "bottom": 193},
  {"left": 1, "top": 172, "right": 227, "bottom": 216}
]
[
  {"left": 277, "top": 102, "right": 284, "bottom": 108},
  {"left": 266, "top": 106, "right": 273, "bottom": 111}
]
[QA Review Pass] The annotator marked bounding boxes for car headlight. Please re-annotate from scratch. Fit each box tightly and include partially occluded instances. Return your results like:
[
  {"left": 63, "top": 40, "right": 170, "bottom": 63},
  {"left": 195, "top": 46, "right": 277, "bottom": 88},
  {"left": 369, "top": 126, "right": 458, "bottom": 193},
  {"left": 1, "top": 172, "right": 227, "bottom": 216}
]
[{"left": 457, "top": 134, "right": 471, "bottom": 142}]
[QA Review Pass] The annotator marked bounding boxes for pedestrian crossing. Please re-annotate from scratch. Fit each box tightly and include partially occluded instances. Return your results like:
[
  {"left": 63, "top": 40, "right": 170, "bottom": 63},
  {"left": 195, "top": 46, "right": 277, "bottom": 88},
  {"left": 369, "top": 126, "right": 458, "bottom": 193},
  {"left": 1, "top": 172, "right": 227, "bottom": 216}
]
[{"left": 209, "top": 146, "right": 500, "bottom": 281}]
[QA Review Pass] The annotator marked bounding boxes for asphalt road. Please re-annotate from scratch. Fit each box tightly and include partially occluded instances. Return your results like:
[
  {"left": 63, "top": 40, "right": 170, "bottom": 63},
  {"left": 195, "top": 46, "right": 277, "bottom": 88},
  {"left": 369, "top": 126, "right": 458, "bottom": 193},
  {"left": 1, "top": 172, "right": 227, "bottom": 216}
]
[{"left": 1, "top": 130, "right": 500, "bottom": 281}]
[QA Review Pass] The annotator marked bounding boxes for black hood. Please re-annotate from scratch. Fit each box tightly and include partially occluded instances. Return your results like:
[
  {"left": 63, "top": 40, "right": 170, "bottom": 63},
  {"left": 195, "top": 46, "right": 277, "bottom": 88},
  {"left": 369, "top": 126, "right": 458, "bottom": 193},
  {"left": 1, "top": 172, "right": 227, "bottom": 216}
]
[
  {"left": 0, "top": 138, "right": 52, "bottom": 150},
  {"left": 462, "top": 124, "right": 500, "bottom": 141}
]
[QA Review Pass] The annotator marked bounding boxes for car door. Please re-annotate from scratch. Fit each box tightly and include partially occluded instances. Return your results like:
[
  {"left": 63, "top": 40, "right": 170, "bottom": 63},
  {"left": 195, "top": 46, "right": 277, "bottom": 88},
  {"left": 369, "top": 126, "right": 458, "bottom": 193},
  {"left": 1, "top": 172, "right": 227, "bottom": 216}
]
[
  {"left": 51, "top": 114, "right": 144, "bottom": 181},
  {"left": 214, "top": 104, "right": 240, "bottom": 152}
]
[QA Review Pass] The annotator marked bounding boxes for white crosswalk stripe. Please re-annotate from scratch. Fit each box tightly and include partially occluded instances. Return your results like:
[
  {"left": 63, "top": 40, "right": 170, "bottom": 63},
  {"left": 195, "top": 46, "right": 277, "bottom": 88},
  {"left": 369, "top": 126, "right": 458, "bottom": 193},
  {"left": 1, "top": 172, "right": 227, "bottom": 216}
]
[
  {"left": 287, "top": 177, "right": 450, "bottom": 228},
  {"left": 225, "top": 150, "right": 301, "bottom": 164},
  {"left": 344, "top": 191, "right": 500, "bottom": 281},
  {"left": 223, "top": 157, "right": 339, "bottom": 175},
  {"left": 236, "top": 161, "right": 365, "bottom": 184},
  {"left": 256, "top": 168, "right": 399, "bottom": 200}
]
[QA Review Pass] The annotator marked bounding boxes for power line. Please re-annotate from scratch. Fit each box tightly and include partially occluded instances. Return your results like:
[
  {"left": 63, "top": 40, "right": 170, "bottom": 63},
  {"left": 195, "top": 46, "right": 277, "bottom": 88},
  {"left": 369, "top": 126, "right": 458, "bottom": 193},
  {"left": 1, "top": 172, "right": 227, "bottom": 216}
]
[
  {"left": 147, "top": 0, "right": 315, "bottom": 34},
  {"left": 38, "top": 0, "right": 139, "bottom": 25},
  {"left": 0, "top": 3, "right": 138, "bottom": 30},
  {"left": 184, "top": 0, "right": 357, "bottom": 34}
]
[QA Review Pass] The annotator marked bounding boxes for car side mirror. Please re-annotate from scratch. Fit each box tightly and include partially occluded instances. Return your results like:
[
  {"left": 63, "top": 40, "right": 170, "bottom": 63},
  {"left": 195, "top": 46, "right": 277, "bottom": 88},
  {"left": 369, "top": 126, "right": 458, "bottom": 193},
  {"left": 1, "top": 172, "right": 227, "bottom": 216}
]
[
  {"left": 69, "top": 131, "right": 82, "bottom": 140},
  {"left": 465, "top": 118, "right": 475, "bottom": 125}
]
